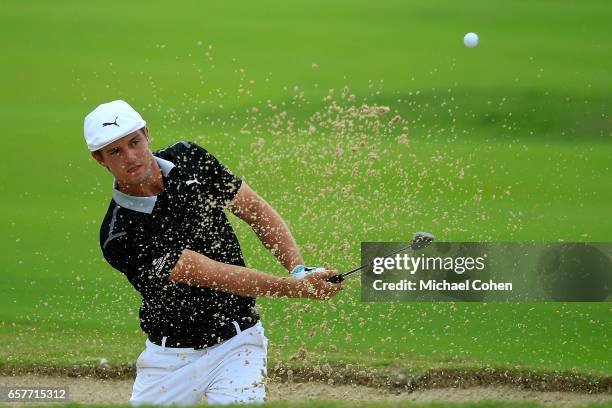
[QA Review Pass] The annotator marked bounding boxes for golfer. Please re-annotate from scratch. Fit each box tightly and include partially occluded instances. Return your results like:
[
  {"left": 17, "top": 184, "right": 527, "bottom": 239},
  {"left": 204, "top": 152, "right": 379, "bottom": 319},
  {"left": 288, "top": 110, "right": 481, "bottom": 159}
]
[{"left": 84, "top": 100, "right": 343, "bottom": 405}]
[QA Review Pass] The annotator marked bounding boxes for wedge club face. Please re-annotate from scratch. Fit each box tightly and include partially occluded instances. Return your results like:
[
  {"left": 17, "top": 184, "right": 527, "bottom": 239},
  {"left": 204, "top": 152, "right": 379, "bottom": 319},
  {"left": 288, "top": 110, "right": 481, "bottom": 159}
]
[
  {"left": 327, "top": 231, "right": 435, "bottom": 283},
  {"left": 410, "top": 231, "right": 435, "bottom": 250}
]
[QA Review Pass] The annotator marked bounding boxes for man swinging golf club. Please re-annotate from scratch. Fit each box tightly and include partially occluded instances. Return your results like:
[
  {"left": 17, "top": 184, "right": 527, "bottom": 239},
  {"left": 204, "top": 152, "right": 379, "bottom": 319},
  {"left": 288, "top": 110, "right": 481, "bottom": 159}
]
[{"left": 84, "top": 100, "right": 344, "bottom": 405}]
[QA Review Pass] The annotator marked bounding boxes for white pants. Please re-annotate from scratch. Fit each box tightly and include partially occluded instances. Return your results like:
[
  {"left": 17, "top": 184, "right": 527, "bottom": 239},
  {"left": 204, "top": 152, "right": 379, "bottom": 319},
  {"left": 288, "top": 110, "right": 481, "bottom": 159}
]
[{"left": 130, "top": 322, "right": 268, "bottom": 406}]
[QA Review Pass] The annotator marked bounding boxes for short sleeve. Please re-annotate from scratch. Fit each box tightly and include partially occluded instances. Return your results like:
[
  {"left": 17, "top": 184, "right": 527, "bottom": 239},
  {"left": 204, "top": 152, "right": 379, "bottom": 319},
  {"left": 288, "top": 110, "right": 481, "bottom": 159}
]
[
  {"left": 102, "top": 230, "right": 182, "bottom": 286},
  {"left": 188, "top": 143, "right": 242, "bottom": 208}
]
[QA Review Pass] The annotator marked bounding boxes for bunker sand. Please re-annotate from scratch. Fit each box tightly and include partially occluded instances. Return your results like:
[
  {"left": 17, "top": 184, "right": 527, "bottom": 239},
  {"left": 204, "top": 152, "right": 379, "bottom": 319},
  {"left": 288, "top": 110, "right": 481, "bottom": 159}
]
[{"left": 1, "top": 374, "right": 610, "bottom": 406}]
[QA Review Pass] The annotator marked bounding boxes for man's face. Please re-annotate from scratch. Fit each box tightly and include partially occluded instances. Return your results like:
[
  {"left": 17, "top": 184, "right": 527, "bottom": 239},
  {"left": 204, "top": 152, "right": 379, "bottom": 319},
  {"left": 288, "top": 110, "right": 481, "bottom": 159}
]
[{"left": 92, "top": 128, "right": 156, "bottom": 187}]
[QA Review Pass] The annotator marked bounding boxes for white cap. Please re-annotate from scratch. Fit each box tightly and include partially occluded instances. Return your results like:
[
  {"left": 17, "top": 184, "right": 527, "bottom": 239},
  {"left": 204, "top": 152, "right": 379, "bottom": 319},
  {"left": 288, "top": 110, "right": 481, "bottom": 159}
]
[{"left": 84, "top": 100, "right": 147, "bottom": 151}]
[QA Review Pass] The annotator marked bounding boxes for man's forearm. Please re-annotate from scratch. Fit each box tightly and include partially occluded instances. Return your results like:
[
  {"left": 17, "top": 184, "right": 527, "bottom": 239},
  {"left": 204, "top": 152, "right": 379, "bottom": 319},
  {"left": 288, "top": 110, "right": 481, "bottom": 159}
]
[
  {"left": 229, "top": 183, "right": 304, "bottom": 271},
  {"left": 250, "top": 206, "right": 304, "bottom": 271},
  {"left": 169, "top": 249, "right": 304, "bottom": 297}
]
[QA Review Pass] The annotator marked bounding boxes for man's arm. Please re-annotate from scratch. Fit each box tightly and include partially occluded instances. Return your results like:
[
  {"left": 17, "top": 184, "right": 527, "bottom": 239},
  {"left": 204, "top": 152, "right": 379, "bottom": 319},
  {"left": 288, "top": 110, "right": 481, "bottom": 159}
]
[
  {"left": 228, "top": 182, "right": 304, "bottom": 271},
  {"left": 168, "top": 248, "right": 341, "bottom": 299}
]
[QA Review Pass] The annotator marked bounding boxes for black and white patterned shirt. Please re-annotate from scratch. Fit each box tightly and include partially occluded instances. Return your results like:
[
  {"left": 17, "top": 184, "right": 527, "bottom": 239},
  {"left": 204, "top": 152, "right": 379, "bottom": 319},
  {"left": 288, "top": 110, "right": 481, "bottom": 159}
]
[{"left": 99, "top": 141, "right": 258, "bottom": 344}]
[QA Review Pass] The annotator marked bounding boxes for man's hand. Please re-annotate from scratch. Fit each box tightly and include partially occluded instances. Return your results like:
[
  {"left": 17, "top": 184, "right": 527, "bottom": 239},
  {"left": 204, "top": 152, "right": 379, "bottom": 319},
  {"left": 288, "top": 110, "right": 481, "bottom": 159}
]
[{"left": 297, "top": 271, "right": 344, "bottom": 300}]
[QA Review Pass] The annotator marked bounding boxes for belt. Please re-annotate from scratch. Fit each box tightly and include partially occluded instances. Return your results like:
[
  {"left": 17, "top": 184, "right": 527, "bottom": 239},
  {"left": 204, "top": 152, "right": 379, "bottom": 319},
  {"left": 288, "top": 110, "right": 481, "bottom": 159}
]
[{"left": 148, "top": 318, "right": 258, "bottom": 349}]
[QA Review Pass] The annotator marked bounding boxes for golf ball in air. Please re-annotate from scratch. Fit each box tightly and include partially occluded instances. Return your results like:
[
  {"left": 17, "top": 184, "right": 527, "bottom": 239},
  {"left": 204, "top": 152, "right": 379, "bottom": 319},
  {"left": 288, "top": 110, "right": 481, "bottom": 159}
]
[{"left": 464, "top": 32, "right": 479, "bottom": 48}]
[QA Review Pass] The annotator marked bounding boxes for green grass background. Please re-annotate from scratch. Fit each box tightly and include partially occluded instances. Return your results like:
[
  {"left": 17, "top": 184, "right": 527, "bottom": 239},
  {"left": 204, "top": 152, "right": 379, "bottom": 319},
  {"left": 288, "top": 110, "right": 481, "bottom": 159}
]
[{"left": 1, "top": 0, "right": 611, "bottom": 378}]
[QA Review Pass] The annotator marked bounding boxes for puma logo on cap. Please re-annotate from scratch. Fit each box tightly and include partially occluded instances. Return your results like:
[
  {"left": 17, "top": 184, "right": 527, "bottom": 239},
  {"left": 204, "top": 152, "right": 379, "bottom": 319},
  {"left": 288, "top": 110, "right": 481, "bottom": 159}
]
[{"left": 102, "top": 116, "right": 119, "bottom": 127}]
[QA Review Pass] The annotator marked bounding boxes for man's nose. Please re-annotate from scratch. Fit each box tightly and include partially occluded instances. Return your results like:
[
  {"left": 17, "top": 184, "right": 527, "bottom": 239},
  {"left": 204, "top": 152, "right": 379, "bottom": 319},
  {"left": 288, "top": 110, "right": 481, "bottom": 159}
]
[{"left": 123, "top": 148, "right": 138, "bottom": 164}]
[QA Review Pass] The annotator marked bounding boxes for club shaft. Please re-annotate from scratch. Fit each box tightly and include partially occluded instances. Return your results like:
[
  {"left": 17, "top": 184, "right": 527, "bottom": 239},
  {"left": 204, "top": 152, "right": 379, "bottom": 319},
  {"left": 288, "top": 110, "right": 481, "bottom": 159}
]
[
  {"left": 326, "top": 232, "right": 434, "bottom": 283},
  {"left": 340, "top": 243, "right": 416, "bottom": 279}
]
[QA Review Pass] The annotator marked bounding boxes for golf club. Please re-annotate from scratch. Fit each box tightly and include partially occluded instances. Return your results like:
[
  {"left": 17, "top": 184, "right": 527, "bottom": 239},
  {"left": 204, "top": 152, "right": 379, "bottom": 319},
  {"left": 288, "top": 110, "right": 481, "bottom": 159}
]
[{"left": 327, "top": 231, "right": 435, "bottom": 283}]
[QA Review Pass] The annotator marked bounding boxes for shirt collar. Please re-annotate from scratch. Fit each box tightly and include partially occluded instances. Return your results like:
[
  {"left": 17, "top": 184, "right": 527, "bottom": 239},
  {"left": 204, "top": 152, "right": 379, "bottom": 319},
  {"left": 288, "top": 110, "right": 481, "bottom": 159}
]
[{"left": 112, "top": 156, "right": 175, "bottom": 214}]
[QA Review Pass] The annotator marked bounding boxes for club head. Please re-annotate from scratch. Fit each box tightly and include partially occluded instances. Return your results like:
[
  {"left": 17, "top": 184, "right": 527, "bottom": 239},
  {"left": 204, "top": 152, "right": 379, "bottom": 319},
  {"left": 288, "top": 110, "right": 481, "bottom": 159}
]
[{"left": 411, "top": 231, "right": 435, "bottom": 250}]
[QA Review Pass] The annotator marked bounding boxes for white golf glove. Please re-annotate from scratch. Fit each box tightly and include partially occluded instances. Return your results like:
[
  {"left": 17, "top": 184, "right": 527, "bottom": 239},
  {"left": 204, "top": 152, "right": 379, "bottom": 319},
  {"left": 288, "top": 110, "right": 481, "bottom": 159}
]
[{"left": 290, "top": 265, "right": 326, "bottom": 280}]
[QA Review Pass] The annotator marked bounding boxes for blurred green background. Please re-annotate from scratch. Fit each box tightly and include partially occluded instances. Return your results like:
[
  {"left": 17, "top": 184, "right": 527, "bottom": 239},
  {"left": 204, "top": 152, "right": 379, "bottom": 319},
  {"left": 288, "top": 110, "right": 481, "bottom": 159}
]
[{"left": 1, "top": 1, "right": 610, "bottom": 376}]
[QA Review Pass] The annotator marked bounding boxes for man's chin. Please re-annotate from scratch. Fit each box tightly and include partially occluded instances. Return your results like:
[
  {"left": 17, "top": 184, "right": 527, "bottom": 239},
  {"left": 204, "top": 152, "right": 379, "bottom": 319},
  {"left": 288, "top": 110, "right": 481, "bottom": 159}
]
[{"left": 119, "top": 173, "right": 149, "bottom": 188}]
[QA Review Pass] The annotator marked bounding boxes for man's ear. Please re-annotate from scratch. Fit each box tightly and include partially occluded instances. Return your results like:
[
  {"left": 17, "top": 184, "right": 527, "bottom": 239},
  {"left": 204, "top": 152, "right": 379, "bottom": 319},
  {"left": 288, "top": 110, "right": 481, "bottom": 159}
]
[
  {"left": 143, "top": 126, "right": 149, "bottom": 141},
  {"left": 91, "top": 151, "right": 107, "bottom": 167}
]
